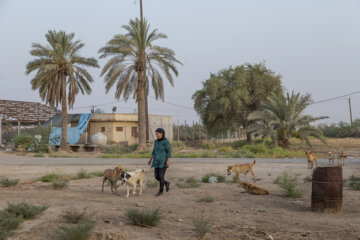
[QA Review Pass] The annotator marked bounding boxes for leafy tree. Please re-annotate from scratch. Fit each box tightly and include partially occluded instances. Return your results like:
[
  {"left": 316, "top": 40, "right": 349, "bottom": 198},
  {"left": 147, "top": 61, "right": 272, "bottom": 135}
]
[
  {"left": 247, "top": 91, "right": 328, "bottom": 148},
  {"left": 99, "top": 18, "right": 181, "bottom": 149},
  {"left": 319, "top": 119, "right": 360, "bottom": 138},
  {"left": 192, "top": 63, "right": 282, "bottom": 144},
  {"left": 26, "top": 30, "right": 99, "bottom": 150}
]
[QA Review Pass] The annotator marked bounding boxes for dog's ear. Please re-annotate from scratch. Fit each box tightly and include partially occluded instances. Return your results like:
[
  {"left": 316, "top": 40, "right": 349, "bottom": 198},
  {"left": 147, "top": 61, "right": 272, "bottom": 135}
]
[
  {"left": 126, "top": 173, "right": 131, "bottom": 179},
  {"left": 120, "top": 172, "right": 125, "bottom": 178}
]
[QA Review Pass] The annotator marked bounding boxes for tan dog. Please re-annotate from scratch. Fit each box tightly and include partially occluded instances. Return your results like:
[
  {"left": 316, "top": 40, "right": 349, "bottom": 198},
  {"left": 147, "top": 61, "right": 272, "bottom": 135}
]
[
  {"left": 239, "top": 182, "right": 269, "bottom": 195},
  {"left": 338, "top": 152, "right": 346, "bottom": 166},
  {"left": 227, "top": 160, "right": 256, "bottom": 182},
  {"left": 328, "top": 152, "right": 335, "bottom": 165},
  {"left": 101, "top": 165, "right": 124, "bottom": 194},
  {"left": 305, "top": 151, "right": 318, "bottom": 169}
]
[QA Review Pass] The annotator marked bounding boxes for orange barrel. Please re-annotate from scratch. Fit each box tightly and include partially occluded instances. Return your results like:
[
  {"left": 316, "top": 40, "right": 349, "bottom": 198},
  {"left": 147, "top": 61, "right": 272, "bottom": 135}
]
[{"left": 311, "top": 166, "right": 343, "bottom": 213}]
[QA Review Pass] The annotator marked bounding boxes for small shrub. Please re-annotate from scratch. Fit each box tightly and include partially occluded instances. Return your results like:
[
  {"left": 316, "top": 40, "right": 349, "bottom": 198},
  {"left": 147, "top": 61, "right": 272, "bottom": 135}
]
[
  {"left": 62, "top": 209, "right": 88, "bottom": 224},
  {"left": 76, "top": 169, "right": 91, "bottom": 179},
  {"left": 219, "top": 146, "right": 233, "bottom": 152},
  {"left": 33, "top": 153, "right": 45, "bottom": 157},
  {"left": 176, "top": 177, "right": 201, "bottom": 188},
  {"left": 199, "top": 196, "right": 214, "bottom": 203},
  {"left": 177, "top": 178, "right": 184, "bottom": 182},
  {"left": 5, "top": 202, "right": 48, "bottom": 220},
  {"left": 146, "top": 180, "right": 159, "bottom": 188},
  {"left": 274, "top": 171, "right": 304, "bottom": 198},
  {"left": 57, "top": 220, "right": 96, "bottom": 240},
  {"left": 0, "top": 177, "right": 19, "bottom": 187},
  {"left": 304, "top": 176, "right": 312, "bottom": 182},
  {"left": 201, "top": 173, "right": 225, "bottom": 183},
  {"left": 172, "top": 141, "right": 185, "bottom": 149},
  {"left": 52, "top": 181, "right": 68, "bottom": 190},
  {"left": 126, "top": 208, "right": 161, "bottom": 227},
  {"left": 39, "top": 173, "right": 63, "bottom": 182},
  {"left": 348, "top": 174, "right": 360, "bottom": 190},
  {"left": 11, "top": 134, "right": 35, "bottom": 150},
  {"left": 0, "top": 210, "right": 23, "bottom": 239},
  {"left": 89, "top": 171, "right": 104, "bottom": 177},
  {"left": 192, "top": 216, "right": 211, "bottom": 239},
  {"left": 202, "top": 141, "right": 215, "bottom": 150},
  {"left": 231, "top": 175, "right": 240, "bottom": 183}
]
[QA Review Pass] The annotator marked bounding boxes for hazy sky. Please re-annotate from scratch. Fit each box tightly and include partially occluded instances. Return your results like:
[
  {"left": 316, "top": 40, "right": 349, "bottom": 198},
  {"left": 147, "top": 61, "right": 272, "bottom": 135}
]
[{"left": 1, "top": 0, "right": 360, "bottom": 125}]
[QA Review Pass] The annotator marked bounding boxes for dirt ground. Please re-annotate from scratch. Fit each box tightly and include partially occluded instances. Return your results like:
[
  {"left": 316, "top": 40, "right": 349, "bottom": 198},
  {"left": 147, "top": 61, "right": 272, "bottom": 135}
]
[{"left": 0, "top": 153, "right": 359, "bottom": 240}]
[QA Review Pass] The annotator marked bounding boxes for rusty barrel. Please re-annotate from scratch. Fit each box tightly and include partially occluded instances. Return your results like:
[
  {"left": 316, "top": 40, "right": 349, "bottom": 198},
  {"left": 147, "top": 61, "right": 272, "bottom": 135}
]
[{"left": 311, "top": 166, "right": 343, "bottom": 213}]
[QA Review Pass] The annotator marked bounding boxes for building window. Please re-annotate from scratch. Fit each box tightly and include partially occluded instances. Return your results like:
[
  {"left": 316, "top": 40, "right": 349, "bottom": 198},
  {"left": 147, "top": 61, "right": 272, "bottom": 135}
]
[
  {"left": 131, "top": 127, "right": 138, "bottom": 137},
  {"left": 116, "top": 127, "right": 123, "bottom": 132},
  {"left": 101, "top": 127, "right": 105, "bottom": 132}
]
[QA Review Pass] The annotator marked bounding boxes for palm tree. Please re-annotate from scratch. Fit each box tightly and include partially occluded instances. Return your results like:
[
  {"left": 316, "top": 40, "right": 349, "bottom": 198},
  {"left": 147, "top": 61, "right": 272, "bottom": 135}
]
[
  {"left": 247, "top": 91, "right": 328, "bottom": 148},
  {"left": 26, "top": 30, "right": 99, "bottom": 150},
  {"left": 99, "top": 18, "right": 181, "bottom": 149}
]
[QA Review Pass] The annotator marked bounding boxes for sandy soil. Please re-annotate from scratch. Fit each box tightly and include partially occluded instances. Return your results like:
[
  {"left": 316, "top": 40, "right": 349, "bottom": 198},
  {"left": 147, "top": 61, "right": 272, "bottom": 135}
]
[{"left": 0, "top": 154, "right": 359, "bottom": 240}]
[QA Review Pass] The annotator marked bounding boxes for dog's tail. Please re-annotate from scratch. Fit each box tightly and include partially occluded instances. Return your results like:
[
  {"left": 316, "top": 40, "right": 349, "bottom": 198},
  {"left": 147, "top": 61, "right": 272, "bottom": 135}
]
[{"left": 253, "top": 160, "right": 256, "bottom": 165}]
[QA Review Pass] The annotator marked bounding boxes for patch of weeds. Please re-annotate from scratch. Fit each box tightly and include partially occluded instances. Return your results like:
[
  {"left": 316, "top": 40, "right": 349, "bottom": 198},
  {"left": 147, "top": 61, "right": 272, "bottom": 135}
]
[
  {"left": 274, "top": 171, "right": 304, "bottom": 198},
  {"left": 57, "top": 220, "right": 96, "bottom": 240},
  {"left": 218, "top": 146, "right": 233, "bottom": 152},
  {"left": 39, "top": 173, "right": 65, "bottom": 182},
  {"left": 62, "top": 209, "right": 88, "bottom": 224},
  {"left": 348, "top": 174, "right": 360, "bottom": 190},
  {"left": 177, "top": 177, "right": 184, "bottom": 182},
  {"left": 0, "top": 177, "right": 19, "bottom": 187},
  {"left": 176, "top": 177, "right": 201, "bottom": 188},
  {"left": 192, "top": 216, "right": 211, "bottom": 239},
  {"left": 75, "top": 169, "right": 91, "bottom": 179},
  {"left": 125, "top": 208, "right": 161, "bottom": 227},
  {"left": 199, "top": 196, "right": 214, "bottom": 203},
  {"left": 33, "top": 153, "right": 45, "bottom": 157},
  {"left": 52, "top": 181, "right": 68, "bottom": 190},
  {"left": 0, "top": 210, "right": 23, "bottom": 240},
  {"left": 89, "top": 171, "right": 104, "bottom": 177},
  {"left": 202, "top": 141, "right": 215, "bottom": 150},
  {"left": 146, "top": 180, "right": 159, "bottom": 188},
  {"left": 201, "top": 173, "right": 225, "bottom": 183},
  {"left": 304, "top": 176, "right": 312, "bottom": 182},
  {"left": 5, "top": 202, "right": 48, "bottom": 220},
  {"left": 172, "top": 141, "right": 186, "bottom": 149},
  {"left": 231, "top": 175, "right": 239, "bottom": 183}
]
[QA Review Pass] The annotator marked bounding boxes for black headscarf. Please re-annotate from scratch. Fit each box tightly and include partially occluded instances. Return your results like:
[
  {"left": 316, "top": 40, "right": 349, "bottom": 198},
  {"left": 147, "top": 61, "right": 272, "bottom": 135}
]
[{"left": 155, "top": 128, "right": 167, "bottom": 141}]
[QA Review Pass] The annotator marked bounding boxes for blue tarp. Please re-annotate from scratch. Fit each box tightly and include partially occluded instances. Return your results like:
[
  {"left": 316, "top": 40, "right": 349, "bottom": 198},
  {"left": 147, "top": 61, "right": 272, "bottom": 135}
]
[{"left": 49, "top": 114, "right": 91, "bottom": 145}]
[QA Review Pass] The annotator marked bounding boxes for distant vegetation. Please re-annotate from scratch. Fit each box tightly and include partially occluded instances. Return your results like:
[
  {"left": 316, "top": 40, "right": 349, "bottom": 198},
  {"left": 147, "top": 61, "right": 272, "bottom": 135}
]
[{"left": 319, "top": 119, "right": 360, "bottom": 138}]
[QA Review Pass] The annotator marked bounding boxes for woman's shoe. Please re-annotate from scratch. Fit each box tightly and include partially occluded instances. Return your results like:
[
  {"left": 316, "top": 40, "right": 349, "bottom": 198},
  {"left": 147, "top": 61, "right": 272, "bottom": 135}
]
[
  {"left": 165, "top": 182, "right": 170, "bottom": 192},
  {"left": 156, "top": 191, "right": 163, "bottom": 197}
]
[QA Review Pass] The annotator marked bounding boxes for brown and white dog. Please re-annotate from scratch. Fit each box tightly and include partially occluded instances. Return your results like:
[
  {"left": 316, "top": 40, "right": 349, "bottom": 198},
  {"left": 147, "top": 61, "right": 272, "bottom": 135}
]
[
  {"left": 239, "top": 181, "right": 269, "bottom": 195},
  {"left": 227, "top": 160, "right": 256, "bottom": 182},
  {"left": 305, "top": 151, "right": 318, "bottom": 169},
  {"left": 120, "top": 169, "right": 145, "bottom": 198},
  {"left": 102, "top": 165, "right": 124, "bottom": 194}
]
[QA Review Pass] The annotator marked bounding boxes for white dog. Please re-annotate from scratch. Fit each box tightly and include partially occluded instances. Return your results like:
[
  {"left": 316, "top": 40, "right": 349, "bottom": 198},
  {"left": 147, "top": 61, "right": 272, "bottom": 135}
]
[{"left": 120, "top": 169, "right": 145, "bottom": 198}]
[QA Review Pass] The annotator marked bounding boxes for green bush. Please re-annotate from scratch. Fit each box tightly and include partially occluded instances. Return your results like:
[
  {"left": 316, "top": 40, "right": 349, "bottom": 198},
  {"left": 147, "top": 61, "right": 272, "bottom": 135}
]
[
  {"left": 5, "top": 202, "right": 48, "bottom": 220},
  {"left": 57, "top": 220, "right": 96, "bottom": 240},
  {"left": 219, "top": 146, "right": 233, "bottom": 152},
  {"left": 146, "top": 180, "right": 159, "bottom": 188},
  {"left": 274, "top": 171, "right": 304, "bottom": 198},
  {"left": 126, "top": 208, "right": 161, "bottom": 227},
  {"left": 199, "top": 196, "right": 214, "bottom": 203},
  {"left": 176, "top": 177, "right": 201, "bottom": 188},
  {"left": 89, "top": 171, "right": 104, "bottom": 177},
  {"left": 201, "top": 173, "right": 225, "bottom": 183},
  {"left": 0, "top": 177, "right": 19, "bottom": 187},
  {"left": 172, "top": 141, "right": 185, "bottom": 149},
  {"left": 0, "top": 210, "right": 23, "bottom": 240},
  {"left": 11, "top": 134, "right": 34, "bottom": 150},
  {"left": 52, "top": 181, "right": 68, "bottom": 190},
  {"left": 76, "top": 169, "right": 91, "bottom": 179},
  {"left": 39, "top": 173, "right": 63, "bottom": 182},
  {"left": 62, "top": 209, "right": 88, "bottom": 224},
  {"left": 202, "top": 141, "right": 215, "bottom": 150},
  {"left": 192, "top": 216, "right": 211, "bottom": 239},
  {"left": 348, "top": 174, "right": 360, "bottom": 190}
]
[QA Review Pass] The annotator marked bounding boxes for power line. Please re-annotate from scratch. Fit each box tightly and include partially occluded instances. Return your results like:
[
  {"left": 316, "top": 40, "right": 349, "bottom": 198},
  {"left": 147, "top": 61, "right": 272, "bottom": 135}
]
[{"left": 311, "top": 90, "right": 360, "bottom": 105}]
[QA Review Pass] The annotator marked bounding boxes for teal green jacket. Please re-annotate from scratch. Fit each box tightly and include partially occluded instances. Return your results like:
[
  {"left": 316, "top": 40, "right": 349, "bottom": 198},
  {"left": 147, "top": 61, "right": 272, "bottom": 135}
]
[{"left": 151, "top": 139, "right": 171, "bottom": 168}]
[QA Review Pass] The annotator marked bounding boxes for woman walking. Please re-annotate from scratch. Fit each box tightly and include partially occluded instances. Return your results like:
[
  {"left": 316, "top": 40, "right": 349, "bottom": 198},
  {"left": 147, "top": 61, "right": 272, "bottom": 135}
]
[{"left": 148, "top": 128, "right": 171, "bottom": 196}]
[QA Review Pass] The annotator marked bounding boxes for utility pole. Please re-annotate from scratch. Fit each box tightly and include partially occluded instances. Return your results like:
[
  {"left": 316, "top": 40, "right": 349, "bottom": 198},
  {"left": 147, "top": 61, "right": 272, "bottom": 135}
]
[
  {"left": 177, "top": 119, "right": 179, "bottom": 142},
  {"left": 140, "top": 0, "right": 143, "bottom": 20},
  {"left": 349, "top": 98, "right": 353, "bottom": 126}
]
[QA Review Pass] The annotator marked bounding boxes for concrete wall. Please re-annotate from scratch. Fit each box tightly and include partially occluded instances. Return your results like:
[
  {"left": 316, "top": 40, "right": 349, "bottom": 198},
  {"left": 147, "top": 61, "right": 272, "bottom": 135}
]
[{"left": 74, "top": 113, "right": 172, "bottom": 145}]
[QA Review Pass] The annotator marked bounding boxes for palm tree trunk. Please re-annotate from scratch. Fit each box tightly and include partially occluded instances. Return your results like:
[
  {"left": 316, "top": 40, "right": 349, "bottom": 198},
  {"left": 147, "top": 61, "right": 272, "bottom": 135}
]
[
  {"left": 137, "top": 71, "right": 147, "bottom": 150},
  {"left": 145, "top": 90, "right": 149, "bottom": 143},
  {"left": 60, "top": 75, "right": 69, "bottom": 151},
  {"left": 246, "top": 132, "right": 252, "bottom": 145}
]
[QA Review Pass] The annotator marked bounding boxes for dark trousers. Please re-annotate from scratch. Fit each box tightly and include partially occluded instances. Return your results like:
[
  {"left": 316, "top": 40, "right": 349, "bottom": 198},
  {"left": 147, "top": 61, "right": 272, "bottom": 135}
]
[{"left": 154, "top": 167, "right": 169, "bottom": 192}]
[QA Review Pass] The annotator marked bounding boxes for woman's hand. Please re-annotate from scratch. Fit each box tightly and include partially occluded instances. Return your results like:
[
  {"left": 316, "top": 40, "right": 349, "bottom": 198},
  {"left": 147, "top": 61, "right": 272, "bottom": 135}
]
[
  {"left": 166, "top": 159, "right": 170, "bottom": 166},
  {"left": 148, "top": 159, "right": 152, "bottom": 166}
]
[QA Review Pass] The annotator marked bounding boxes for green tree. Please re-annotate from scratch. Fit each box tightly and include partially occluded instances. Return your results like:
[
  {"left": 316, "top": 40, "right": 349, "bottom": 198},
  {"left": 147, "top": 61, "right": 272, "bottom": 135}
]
[
  {"left": 192, "top": 63, "right": 282, "bottom": 144},
  {"left": 99, "top": 18, "right": 181, "bottom": 149},
  {"left": 26, "top": 30, "right": 99, "bottom": 150},
  {"left": 247, "top": 91, "right": 328, "bottom": 148}
]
